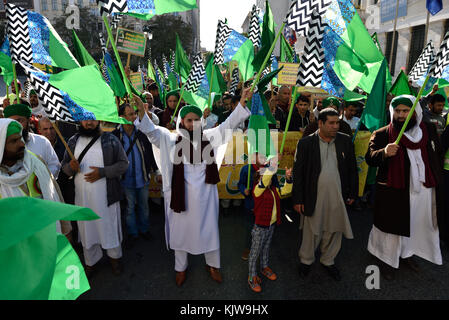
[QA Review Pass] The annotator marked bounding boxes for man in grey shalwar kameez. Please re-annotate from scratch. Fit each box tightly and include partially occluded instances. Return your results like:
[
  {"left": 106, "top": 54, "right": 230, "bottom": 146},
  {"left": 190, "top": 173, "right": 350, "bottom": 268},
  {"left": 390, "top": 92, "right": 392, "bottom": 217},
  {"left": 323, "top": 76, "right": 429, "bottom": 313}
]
[{"left": 293, "top": 108, "right": 358, "bottom": 281}]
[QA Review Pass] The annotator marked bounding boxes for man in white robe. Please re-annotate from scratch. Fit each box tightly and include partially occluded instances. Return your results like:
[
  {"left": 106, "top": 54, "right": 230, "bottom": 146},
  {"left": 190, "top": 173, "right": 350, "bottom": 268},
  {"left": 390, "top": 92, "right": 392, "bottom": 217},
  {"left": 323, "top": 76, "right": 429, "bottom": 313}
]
[
  {"left": 365, "top": 95, "right": 443, "bottom": 280},
  {"left": 61, "top": 119, "right": 129, "bottom": 276},
  {"left": 3, "top": 103, "right": 60, "bottom": 178},
  {"left": 133, "top": 89, "right": 252, "bottom": 287}
]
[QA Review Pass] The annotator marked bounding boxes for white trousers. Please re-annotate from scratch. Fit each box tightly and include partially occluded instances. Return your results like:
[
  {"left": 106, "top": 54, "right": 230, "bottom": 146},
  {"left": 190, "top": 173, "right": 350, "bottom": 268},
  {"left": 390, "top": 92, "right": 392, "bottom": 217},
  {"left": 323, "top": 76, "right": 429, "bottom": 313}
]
[
  {"left": 83, "top": 244, "right": 123, "bottom": 267},
  {"left": 174, "top": 249, "right": 220, "bottom": 272}
]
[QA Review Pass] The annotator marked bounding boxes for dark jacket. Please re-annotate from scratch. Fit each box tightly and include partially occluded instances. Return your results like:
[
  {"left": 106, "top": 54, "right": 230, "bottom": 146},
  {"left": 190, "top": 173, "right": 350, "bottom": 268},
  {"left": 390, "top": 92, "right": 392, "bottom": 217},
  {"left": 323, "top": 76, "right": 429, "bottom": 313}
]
[
  {"left": 112, "top": 126, "right": 158, "bottom": 184},
  {"left": 292, "top": 131, "right": 358, "bottom": 216},
  {"left": 61, "top": 132, "right": 129, "bottom": 206},
  {"left": 290, "top": 110, "right": 311, "bottom": 131},
  {"left": 365, "top": 122, "right": 444, "bottom": 237}
]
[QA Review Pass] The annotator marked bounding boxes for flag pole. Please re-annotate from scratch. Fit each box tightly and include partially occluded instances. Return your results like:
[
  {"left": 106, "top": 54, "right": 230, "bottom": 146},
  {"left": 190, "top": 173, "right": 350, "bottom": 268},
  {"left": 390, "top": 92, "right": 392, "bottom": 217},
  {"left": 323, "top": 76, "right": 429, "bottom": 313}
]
[
  {"left": 250, "top": 22, "right": 285, "bottom": 93},
  {"left": 207, "top": 63, "right": 215, "bottom": 109},
  {"left": 395, "top": 74, "right": 430, "bottom": 144},
  {"left": 279, "top": 86, "right": 297, "bottom": 155},
  {"left": 50, "top": 121, "right": 76, "bottom": 161},
  {"left": 425, "top": 11, "right": 430, "bottom": 43},
  {"left": 388, "top": 0, "right": 400, "bottom": 73},
  {"left": 103, "top": 15, "right": 132, "bottom": 96},
  {"left": 11, "top": 63, "right": 20, "bottom": 104}
]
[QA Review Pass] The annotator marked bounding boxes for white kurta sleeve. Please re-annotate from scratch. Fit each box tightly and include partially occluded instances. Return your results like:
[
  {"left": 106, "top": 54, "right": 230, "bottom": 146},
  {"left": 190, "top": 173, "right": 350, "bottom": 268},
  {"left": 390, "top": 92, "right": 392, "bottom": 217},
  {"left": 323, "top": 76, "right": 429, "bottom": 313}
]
[
  {"left": 204, "top": 103, "right": 250, "bottom": 147},
  {"left": 134, "top": 112, "right": 171, "bottom": 148},
  {"left": 150, "top": 111, "right": 160, "bottom": 125}
]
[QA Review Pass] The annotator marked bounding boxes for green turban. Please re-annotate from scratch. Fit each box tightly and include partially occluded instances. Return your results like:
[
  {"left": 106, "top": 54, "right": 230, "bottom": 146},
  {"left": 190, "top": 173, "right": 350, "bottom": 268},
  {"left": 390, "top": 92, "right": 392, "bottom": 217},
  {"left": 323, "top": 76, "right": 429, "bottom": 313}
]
[
  {"left": 180, "top": 105, "right": 202, "bottom": 119},
  {"left": 391, "top": 96, "right": 414, "bottom": 109},
  {"left": 6, "top": 121, "right": 22, "bottom": 138},
  {"left": 3, "top": 104, "right": 32, "bottom": 119},
  {"left": 322, "top": 97, "right": 341, "bottom": 109}
]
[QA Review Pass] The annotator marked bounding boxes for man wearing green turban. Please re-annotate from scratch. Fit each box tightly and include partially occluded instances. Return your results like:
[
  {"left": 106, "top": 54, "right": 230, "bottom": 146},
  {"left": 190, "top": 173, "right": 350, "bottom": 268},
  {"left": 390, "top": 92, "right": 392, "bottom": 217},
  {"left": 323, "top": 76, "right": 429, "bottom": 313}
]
[{"left": 3, "top": 103, "right": 60, "bottom": 178}]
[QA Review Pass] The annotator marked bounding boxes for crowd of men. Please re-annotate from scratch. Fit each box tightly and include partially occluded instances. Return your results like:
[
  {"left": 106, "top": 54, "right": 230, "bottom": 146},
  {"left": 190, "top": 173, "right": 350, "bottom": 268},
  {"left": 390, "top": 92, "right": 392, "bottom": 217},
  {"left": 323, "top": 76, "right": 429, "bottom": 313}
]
[{"left": 1, "top": 73, "right": 449, "bottom": 295}]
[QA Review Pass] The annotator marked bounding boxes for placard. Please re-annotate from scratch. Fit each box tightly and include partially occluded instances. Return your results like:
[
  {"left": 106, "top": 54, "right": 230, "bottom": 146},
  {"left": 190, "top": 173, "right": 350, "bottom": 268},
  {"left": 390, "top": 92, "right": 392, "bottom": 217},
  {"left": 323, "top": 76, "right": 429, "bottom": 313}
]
[
  {"left": 129, "top": 72, "right": 144, "bottom": 92},
  {"left": 277, "top": 62, "right": 300, "bottom": 86},
  {"left": 115, "top": 27, "right": 147, "bottom": 57}
]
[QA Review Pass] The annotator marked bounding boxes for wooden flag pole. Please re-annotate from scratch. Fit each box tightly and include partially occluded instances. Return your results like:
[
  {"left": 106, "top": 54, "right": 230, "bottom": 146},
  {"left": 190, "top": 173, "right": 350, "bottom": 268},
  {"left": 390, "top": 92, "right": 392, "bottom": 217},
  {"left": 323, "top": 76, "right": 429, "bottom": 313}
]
[
  {"left": 103, "top": 15, "right": 132, "bottom": 96},
  {"left": 50, "top": 121, "right": 76, "bottom": 161},
  {"left": 388, "top": 0, "right": 400, "bottom": 73},
  {"left": 126, "top": 53, "right": 131, "bottom": 68},
  {"left": 395, "top": 74, "right": 430, "bottom": 144},
  {"left": 425, "top": 11, "right": 431, "bottom": 44}
]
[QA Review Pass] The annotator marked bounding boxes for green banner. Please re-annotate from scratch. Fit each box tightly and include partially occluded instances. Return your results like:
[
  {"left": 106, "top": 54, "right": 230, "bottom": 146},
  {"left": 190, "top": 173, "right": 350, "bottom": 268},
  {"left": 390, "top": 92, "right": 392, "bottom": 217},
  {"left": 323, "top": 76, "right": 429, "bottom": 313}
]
[{"left": 116, "top": 27, "right": 147, "bottom": 57}]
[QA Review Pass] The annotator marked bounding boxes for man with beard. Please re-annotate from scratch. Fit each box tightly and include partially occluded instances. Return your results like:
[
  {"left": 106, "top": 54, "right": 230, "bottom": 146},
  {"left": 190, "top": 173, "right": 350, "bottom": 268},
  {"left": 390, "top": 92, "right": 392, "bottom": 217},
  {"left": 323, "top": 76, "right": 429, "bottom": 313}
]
[
  {"left": 365, "top": 95, "right": 444, "bottom": 280},
  {"left": 3, "top": 103, "right": 60, "bottom": 178},
  {"left": 61, "top": 119, "right": 129, "bottom": 276},
  {"left": 0, "top": 119, "right": 71, "bottom": 235},
  {"left": 133, "top": 89, "right": 252, "bottom": 287}
]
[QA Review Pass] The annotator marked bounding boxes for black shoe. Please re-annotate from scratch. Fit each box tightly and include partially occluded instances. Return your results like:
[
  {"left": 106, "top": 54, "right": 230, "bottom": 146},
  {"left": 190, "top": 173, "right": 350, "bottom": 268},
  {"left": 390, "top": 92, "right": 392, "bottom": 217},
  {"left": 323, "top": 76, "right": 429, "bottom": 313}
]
[
  {"left": 379, "top": 262, "right": 395, "bottom": 281},
  {"left": 126, "top": 236, "right": 139, "bottom": 249},
  {"left": 321, "top": 264, "right": 341, "bottom": 281},
  {"left": 84, "top": 265, "right": 96, "bottom": 279},
  {"left": 140, "top": 231, "right": 153, "bottom": 241},
  {"left": 401, "top": 257, "right": 420, "bottom": 273},
  {"left": 298, "top": 263, "right": 311, "bottom": 278},
  {"left": 110, "top": 258, "right": 123, "bottom": 276}
]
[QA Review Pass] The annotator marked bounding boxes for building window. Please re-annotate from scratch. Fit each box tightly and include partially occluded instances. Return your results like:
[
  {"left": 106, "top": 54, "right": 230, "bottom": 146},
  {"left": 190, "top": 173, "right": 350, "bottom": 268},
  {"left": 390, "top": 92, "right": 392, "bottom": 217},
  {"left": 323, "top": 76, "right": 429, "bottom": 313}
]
[
  {"left": 90, "top": 0, "right": 96, "bottom": 4},
  {"left": 51, "top": 0, "right": 57, "bottom": 10},
  {"left": 385, "top": 31, "right": 398, "bottom": 76},
  {"left": 41, "top": 0, "right": 48, "bottom": 11},
  {"left": 61, "top": 0, "right": 67, "bottom": 10},
  {"left": 407, "top": 25, "right": 425, "bottom": 74},
  {"left": 78, "top": 0, "right": 83, "bottom": 7}
]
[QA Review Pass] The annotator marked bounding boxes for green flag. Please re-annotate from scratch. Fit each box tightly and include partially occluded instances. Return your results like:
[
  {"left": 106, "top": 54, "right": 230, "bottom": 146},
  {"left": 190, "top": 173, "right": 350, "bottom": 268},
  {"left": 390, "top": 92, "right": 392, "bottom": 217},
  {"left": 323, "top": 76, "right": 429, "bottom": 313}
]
[
  {"left": 103, "top": 51, "right": 127, "bottom": 98},
  {"left": 329, "top": 4, "right": 385, "bottom": 94},
  {"left": 147, "top": 59, "right": 156, "bottom": 82},
  {"left": 280, "top": 34, "right": 294, "bottom": 63},
  {"left": 0, "top": 37, "right": 14, "bottom": 85},
  {"left": 71, "top": 30, "right": 98, "bottom": 68},
  {"left": 252, "top": 0, "right": 275, "bottom": 73},
  {"left": 168, "top": 72, "right": 179, "bottom": 91},
  {"left": 175, "top": 34, "right": 192, "bottom": 82},
  {"left": 247, "top": 92, "right": 276, "bottom": 159},
  {"left": 360, "top": 59, "right": 388, "bottom": 132},
  {"left": 205, "top": 54, "right": 227, "bottom": 95},
  {"left": 22, "top": 62, "right": 128, "bottom": 124},
  {"left": 389, "top": 70, "right": 415, "bottom": 96},
  {"left": 0, "top": 197, "right": 99, "bottom": 300}
]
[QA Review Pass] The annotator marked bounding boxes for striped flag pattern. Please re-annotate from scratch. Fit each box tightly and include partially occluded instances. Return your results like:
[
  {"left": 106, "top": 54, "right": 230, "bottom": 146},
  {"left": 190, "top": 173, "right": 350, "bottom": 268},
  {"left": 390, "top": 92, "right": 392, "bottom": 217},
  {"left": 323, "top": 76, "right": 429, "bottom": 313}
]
[
  {"left": 296, "top": 11, "right": 324, "bottom": 87},
  {"left": 408, "top": 41, "right": 435, "bottom": 83},
  {"left": 285, "top": 0, "right": 332, "bottom": 37},
  {"left": 249, "top": 5, "right": 261, "bottom": 48},
  {"left": 184, "top": 53, "right": 205, "bottom": 93}
]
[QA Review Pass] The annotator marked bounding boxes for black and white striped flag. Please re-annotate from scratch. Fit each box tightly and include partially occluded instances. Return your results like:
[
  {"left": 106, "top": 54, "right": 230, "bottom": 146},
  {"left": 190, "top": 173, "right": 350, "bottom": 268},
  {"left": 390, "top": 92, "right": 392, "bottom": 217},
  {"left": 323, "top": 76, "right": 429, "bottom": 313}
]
[
  {"left": 184, "top": 53, "right": 205, "bottom": 93},
  {"left": 111, "top": 13, "right": 123, "bottom": 29},
  {"left": 285, "top": 0, "right": 331, "bottom": 37},
  {"left": 429, "top": 31, "right": 449, "bottom": 79},
  {"left": 408, "top": 41, "right": 435, "bottom": 83},
  {"left": 249, "top": 5, "right": 261, "bottom": 48},
  {"left": 214, "top": 20, "right": 232, "bottom": 65},
  {"left": 99, "top": 32, "right": 107, "bottom": 54},
  {"left": 229, "top": 68, "right": 240, "bottom": 96},
  {"left": 296, "top": 11, "right": 324, "bottom": 87},
  {"left": 20, "top": 61, "right": 75, "bottom": 122}
]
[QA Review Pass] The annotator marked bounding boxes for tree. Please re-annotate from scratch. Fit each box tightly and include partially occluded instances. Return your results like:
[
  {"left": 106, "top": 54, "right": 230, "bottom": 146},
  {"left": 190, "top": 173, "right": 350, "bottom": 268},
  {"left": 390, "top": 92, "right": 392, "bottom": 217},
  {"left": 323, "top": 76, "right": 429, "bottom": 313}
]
[
  {"left": 144, "top": 15, "right": 194, "bottom": 68},
  {"left": 52, "top": 6, "right": 104, "bottom": 63}
]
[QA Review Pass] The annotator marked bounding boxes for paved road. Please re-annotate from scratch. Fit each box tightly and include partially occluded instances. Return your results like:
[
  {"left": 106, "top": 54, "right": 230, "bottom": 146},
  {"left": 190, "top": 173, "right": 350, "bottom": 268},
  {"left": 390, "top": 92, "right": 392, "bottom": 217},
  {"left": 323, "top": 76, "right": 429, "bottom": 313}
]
[{"left": 78, "top": 199, "right": 449, "bottom": 300}]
